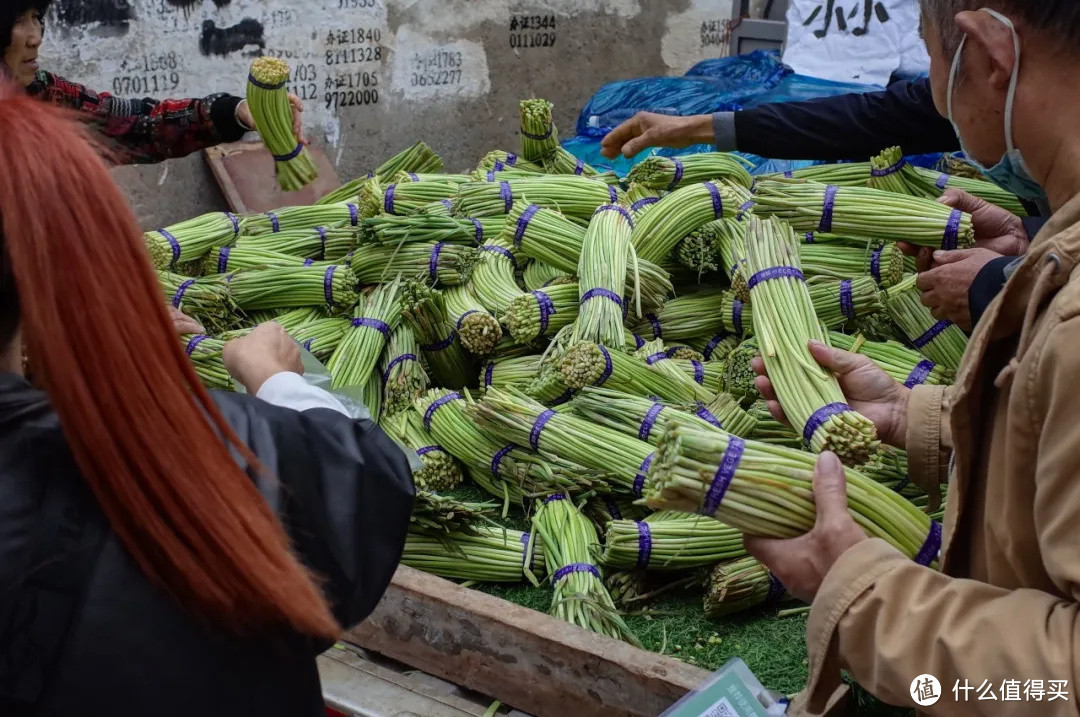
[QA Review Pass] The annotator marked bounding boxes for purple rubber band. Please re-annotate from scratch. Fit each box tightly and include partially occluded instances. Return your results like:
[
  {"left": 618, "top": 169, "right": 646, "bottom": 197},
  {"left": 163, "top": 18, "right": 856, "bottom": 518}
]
[
  {"left": 423, "top": 391, "right": 462, "bottom": 430},
  {"left": 840, "top": 280, "right": 855, "bottom": 319},
  {"left": 486, "top": 171, "right": 497, "bottom": 182},
  {"left": 429, "top": 242, "right": 445, "bottom": 281},
  {"left": 871, "top": 247, "right": 883, "bottom": 284},
  {"left": 766, "top": 573, "right": 787, "bottom": 603},
  {"left": 604, "top": 498, "right": 623, "bottom": 520},
  {"left": 819, "top": 185, "right": 839, "bottom": 233},
  {"left": 580, "top": 287, "right": 623, "bottom": 308},
  {"left": 521, "top": 125, "right": 553, "bottom": 141},
  {"left": 171, "top": 279, "right": 196, "bottom": 308},
  {"left": 506, "top": 153, "right": 518, "bottom": 165},
  {"left": 247, "top": 73, "right": 285, "bottom": 91},
  {"left": 323, "top": 265, "right": 338, "bottom": 306},
  {"left": 695, "top": 404, "right": 722, "bottom": 429},
  {"left": 551, "top": 388, "right": 575, "bottom": 406},
  {"left": 470, "top": 217, "right": 484, "bottom": 245},
  {"left": 382, "top": 353, "right": 417, "bottom": 382},
  {"left": 348, "top": 203, "right": 359, "bottom": 226},
  {"left": 936, "top": 173, "right": 950, "bottom": 190},
  {"left": 732, "top": 299, "right": 744, "bottom": 335},
  {"left": 416, "top": 445, "right": 441, "bottom": 456},
  {"left": 608, "top": 185, "right": 618, "bottom": 203},
  {"left": 157, "top": 229, "right": 181, "bottom": 265},
  {"left": 914, "top": 521, "right": 943, "bottom": 566},
  {"left": 352, "top": 317, "right": 391, "bottom": 336},
  {"left": 267, "top": 211, "right": 280, "bottom": 232},
  {"left": 705, "top": 182, "right": 723, "bottom": 218},
  {"left": 639, "top": 402, "right": 665, "bottom": 441},
  {"left": 691, "top": 359, "right": 705, "bottom": 385},
  {"left": 532, "top": 290, "right": 556, "bottom": 334},
  {"left": 595, "top": 204, "right": 634, "bottom": 228},
  {"left": 529, "top": 409, "right": 556, "bottom": 450},
  {"left": 747, "top": 266, "right": 805, "bottom": 290},
  {"left": 633, "top": 452, "right": 655, "bottom": 498},
  {"left": 645, "top": 352, "right": 667, "bottom": 366},
  {"left": 737, "top": 200, "right": 755, "bottom": 219},
  {"left": 384, "top": 184, "right": 397, "bottom": 214},
  {"left": 514, "top": 204, "right": 541, "bottom": 247},
  {"left": 633, "top": 333, "right": 646, "bottom": 350},
  {"left": 802, "top": 402, "right": 851, "bottom": 444},
  {"left": 480, "top": 244, "right": 519, "bottom": 269},
  {"left": 545, "top": 493, "right": 566, "bottom": 504},
  {"left": 491, "top": 443, "right": 515, "bottom": 477},
  {"left": 574, "top": 158, "right": 585, "bottom": 176},
  {"left": 520, "top": 531, "right": 533, "bottom": 570},
  {"left": 783, "top": 171, "right": 794, "bottom": 179},
  {"left": 668, "top": 159, "right": 685, "bottom": 191},
  {"left": 272, "top": 143, "right": 304, "bottom": 162},
  {"left": 224, "top": 212, "right": 240, "bottom": 237},
  {"left": 456, "top": 309, "right": 478, "bottom": 329},
  {"left": 553, "top": 563, "right": 600, "bottom": 582},
  {"left": 631, "top": 196, "right": 659, "bottom": 213},
  {"left": 499, "top": 181, "right": 513, "bottom": 212},
  {"left": 635, "top": 521, "right": 653, "bottom": 569},
  {"left": 303, "top": 258, "right": 314, "bottom": 266},
  {"left": 215, "top": 247, "right": 230, "bottom": 273},
  {"left": 905, "top": 359, "right": 936, "bottom": 388},
  {"left": 942, "top": 208, "right": 963, "bottom": 250},
  {"left": 870, "top": 157, "right": 906, "bottom": 177},
  {"left": 302, "top": 338, "right": 314, "bottom": 352},
  {"left": 483, "top": 361, "right": 496, "bottom": 387},
  {"left": 913, "top": 320, "right": 952, "bottom": 349},
  {"left": 704, "top": 333, "right": 729, "bottom": 360},
  {"left": 441, "top": 198, "right": 454, "bottom": 212},
  {"left": 408, "top": 172, "right": 419, "bottom": 182},
  {"left": 645, "top": 313, "right": 662, "bottom": 339},
  {"left": 596, "top": 346, "right": 614, "bottom": 386},
  {"left": 184, "top": 334, "right": 209, "bottom": 356},
  {"left": 804, "top": 231, "right": 815, "bottom": 244},
  {"left": 420, "top": 330, "right": 457, "bottom": 352},
  {"left": 702, "top": 437, "right": 744, "bottom": 515},
  {"left": 494, "top": 161, "right": 505, "bottom": 172},
  {"left": 316, "top": 226, "right": 328, "bottom": 258}
]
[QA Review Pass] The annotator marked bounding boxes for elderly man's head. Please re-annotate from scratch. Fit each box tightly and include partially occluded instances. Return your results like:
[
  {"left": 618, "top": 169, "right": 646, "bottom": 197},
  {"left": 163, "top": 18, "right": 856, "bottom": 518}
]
[{"left": 918, "top": 1, "right": 1080, "bottom": 201}]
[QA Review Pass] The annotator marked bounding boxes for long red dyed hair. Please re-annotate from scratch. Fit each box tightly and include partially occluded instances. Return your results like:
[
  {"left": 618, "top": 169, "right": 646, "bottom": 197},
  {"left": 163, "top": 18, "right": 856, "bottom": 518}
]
[{"left": 0, "top": 81, "right": 340, "bottom": 640}]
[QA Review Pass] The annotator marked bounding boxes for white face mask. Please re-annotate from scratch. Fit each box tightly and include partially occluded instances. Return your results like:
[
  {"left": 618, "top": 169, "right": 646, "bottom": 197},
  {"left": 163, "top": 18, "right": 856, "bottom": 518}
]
[{"left": 946, "top": 8, "right": 1046, "bottom": 202}]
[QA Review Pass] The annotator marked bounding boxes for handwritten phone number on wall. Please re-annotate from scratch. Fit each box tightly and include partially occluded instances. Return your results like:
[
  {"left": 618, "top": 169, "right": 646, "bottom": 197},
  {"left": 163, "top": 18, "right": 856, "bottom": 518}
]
[{"left": 112, "top": 72, "right": 180, "bottom": 95}]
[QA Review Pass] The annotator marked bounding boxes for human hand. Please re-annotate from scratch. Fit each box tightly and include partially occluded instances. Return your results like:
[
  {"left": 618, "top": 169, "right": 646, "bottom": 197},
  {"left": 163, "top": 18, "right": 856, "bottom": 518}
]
[
  {"left": 899, "top": 188, "right": 1027, "bottom": 270},
  {"left": 222, "top": 322, "right": 303, "bottom": 394},
  {"left": 600, "top": 112, "right": 713, "bottom": 160},
  {"left": 237, "top": 95, "right": 308, "bottom": 145},
  {"left": 744, "top": 451, "right": 867, "bottom": 603},
  {"left": 752, "top": 340, "right": 910, "bottom": 448},
  {"left": 914, "top": 248, "right": 1001, "bottom": 331},
  {"left": 169, "top": 306, "right": 204, "bottom": 336}
]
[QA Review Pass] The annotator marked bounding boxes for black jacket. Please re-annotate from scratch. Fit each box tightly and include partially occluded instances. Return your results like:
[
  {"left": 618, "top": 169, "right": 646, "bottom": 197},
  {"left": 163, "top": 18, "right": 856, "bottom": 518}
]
[{"left": 0, "top": 374, "right": 415, "bottom": 717}]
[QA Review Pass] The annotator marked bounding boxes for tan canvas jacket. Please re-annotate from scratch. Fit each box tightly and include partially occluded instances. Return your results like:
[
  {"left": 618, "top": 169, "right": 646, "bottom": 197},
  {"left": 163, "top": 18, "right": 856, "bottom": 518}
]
[{"left": 792, "top": 193, "right": 1080, "bottom": 716}]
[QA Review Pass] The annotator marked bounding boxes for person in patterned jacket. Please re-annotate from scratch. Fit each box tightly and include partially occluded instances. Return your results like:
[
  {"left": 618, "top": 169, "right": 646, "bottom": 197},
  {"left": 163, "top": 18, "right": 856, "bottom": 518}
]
[{"left": 1, "top": 0, "right": 304, "bottom": 165}]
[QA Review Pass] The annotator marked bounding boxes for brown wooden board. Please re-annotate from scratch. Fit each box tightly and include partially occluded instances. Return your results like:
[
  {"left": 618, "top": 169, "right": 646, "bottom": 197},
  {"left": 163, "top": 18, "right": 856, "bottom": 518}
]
[{"left": 204, "top": 140, "right": 343, "bottom": 214}]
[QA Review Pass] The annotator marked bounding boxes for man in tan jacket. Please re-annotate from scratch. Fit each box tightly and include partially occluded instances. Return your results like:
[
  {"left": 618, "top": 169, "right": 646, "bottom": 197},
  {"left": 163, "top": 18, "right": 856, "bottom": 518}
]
[{"left": 750, "top": 1, "right": 1080, "bottom": 714}]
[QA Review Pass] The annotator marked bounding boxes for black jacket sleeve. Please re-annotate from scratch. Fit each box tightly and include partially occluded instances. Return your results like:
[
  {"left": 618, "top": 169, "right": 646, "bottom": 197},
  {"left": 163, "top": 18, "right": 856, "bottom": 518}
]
[
  {"left": 732, "top": 78, "right": 959, "bottom": 161},
  {"left": 211, "top": 393, "right": 415, "bottom": 631}
]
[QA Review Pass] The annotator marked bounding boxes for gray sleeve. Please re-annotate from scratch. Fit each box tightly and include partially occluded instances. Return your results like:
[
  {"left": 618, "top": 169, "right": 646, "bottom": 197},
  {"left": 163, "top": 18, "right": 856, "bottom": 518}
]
[{"left": 712, "top": 111, "right": 738, "bottom": 151}]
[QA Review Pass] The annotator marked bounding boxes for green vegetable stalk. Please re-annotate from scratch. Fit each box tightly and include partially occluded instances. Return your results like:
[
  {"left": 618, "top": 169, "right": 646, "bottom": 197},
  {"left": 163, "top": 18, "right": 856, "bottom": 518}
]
[
  {"left": 383, "top": 409, "right": 464, "bottom": 491},
  {"left": 348, "top": 242, "right": 478, "bottom": 286},
  {"left": 180, "top": 334, "right": 234, "bottom": 391},
  {"left": 228, "top": 264, "right": 359, "bottom": 315},
  {"left": 158, "top": 271, "right": 238, "bottom": 333},
  {"left": 799, "top": 242, "right": 905, "bottom": 288},
  {"left": 884, "top": 275, "right": 968, "bottom": 370},
  {"left": 476, "top": 149, "right": 544, "bottom": 174},
  {"left": 558, "top": 342, "right": 714, "bottom": 405},
  {"left": 522, "top": 260, "right": 573, "bottom": 291},
  {"left": 145, "top": 211, "right": 242, "bottom": 270},
  {"left": 364, "top": 214, "right": 502, "bottom": 247},
  {"left": 703, "top": 557, "right": 789, "bottom": 618},
  {"left": 627, "top": 153, "right": 754, "bottom": 191},
  {"left": 721, "top": 338, "right": 761, "bottom": 405},
  {"left": 631, "top": 181, "right": 752, "bottom": 264},
  {"left": 290, "top": 317, "right": 349, "bottom": 363},
  {"left": 469, "top": 237, "right": 525, "bottom": 316},
  {"left": 381, "top": 324, "right": 430, "bottom": 415},
  {"left": 456, "top": 176, "right": 625, "bottom": 221},
  {"left": 503, "top": 283, "right": 580, "bottom": 344},
  {"left": 246, "top": 57, "right": 318, "bottom": 192},
  {"left": 237, "top": 226, "right": 356, "bottom": 262},
  {"left": 317, "top": 141, "right": 443, "bottom": 204},
  {"left": 599, "top": 511, "right": 747, "bottom": 572},
  {"left": 828, "top": 331, "right": 955, "bottom": 387},
  {"left": 571, "top": 205, "right": 635, "bottom": 348},
  {"left": 240, "top": 203, "right": 361, "bottom": 236},
  {"left": 444, "top": 284, "right": 503, "bottom": 355},
  {"left": 520, "top": 98, "right": 561, "bottom": 162},
  {"left": 400, "top": 281, "right": 476, "bottom": 389},
  {"left": 402, "top": 526, "right": 545, "bottom": 584},
  {"left": 369, "top": 179, "right": 460, "bottom": 216},
  {"left": 327, "top": 279, "right": 402, "bottom": 389},
  {"left": 807, "top": 277, "right": 884, "bottom": 329}
]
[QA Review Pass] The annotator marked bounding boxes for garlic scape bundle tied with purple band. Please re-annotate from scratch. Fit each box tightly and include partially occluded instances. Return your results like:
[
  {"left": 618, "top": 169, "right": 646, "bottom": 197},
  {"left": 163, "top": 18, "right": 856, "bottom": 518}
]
[
  {"left": 626, "top": 152, "right": 754, "bottom": 192},
  {"left": 327, "top": 279, "right": 403, "bottom": 389},
  {"left": 631, "top": 180, "right": 753, "bottom": 264},
  {"left": 885, "top": 274, "right": 969, "bottom": 371},
  {"left": 246, "top": 57, "right": 318, "bottom": 192},
  {"left": 570, "top": 204, "right": 637, "bottom": 349},
  {"left": 744, "top": 216, "right": 879, "bottom": 465}
]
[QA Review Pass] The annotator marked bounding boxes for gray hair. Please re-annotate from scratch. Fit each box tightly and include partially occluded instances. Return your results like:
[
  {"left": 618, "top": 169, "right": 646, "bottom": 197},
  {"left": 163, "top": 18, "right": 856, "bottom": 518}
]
[{"left": 920, "top": 0, "right": 1080, "bottom": 54}]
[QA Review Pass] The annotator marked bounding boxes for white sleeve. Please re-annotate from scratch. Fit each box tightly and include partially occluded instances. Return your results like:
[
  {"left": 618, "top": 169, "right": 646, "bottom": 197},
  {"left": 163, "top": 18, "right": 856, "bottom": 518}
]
[{"left": 255, "top": 371, "right": 351, "bottom": 417}]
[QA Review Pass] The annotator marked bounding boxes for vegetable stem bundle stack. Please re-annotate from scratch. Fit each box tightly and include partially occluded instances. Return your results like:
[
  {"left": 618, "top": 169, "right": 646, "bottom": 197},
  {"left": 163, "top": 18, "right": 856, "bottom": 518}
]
[
  {"left": 288, "top": 317, "right": 348, "bottom": 362},
  {"left": 456, "top": 176, "right": 624, "bottom": 221},
  {"left": 745, "top": 217, "right": 878, "bottom": 464},
  {"left": 627, "top": 183, "right": 663, "bottom": 221},
  {"left": 675, "top": 221, "right": 721, "bottom": 274},
  {"left": 542, "top": 146, "right": 610, "bottom": 180},
  {"left": 181, "top": 334, "right": 233, "bottom": 390},
  {"left": 383, "top": 410, "right": 464, "bottom": 491},
  {"left": 247, "top": 57, "right": 318, "bottom": 192},
  {"left": 627, "top": 153, "right": 754, "bottom": 191},
  {"left": 799, "top": 242, "right": 904, "bottom": 288},
  {"left": 503, "top": 283, "right": 580, "bottom": 343},
  {"left": 400, "top": 281, "right": 475, "bottom": 389},
  {"left": 522, "top": 260, "right": 572, "bottom": 291},
  {"left": 747, "top": 401, "right": 802, "bottom": 449},
  {"left": 228, "top": 264, "right": 359, "bottom": 314},
  {"left": 206, "top": 246, "right": 305, "bottom": 273},
  {"left": 146, "top": 211, "right": 242, "bottom": 270},
  {"left": 444, "top": 285, "right": 503, "bottom": 355},
  {"left": 381, "top": 324, "right": 429, "bottom": 415},
  {"left": 327, "top": 279, "right": 402, "bottom": 389},
  {"left": 721, "top": 338, "right": 761, "bottom": 404},
  {"left": 753, "top": 179, "right": 975, "bottom": 249},
  {"left": 884, "top": 275, "right": 968, "bottom": 370},
  {"left": 469, "top": 388, "right": 655, "bottom": 496},
  {"left": 364, "top": 214, "right": 502, "bottom": 247},
  {"left": 632, "top": 181, "right": 752, "bottom": 264},
  {"left": 315, "top": 142, "right": 443, "bottom": 206},
  {"left": 558, "top": 342, "right": 714, "bottom": 406},
  {"left": 481, "top": 355, "right": 544, "bottom": 392},
  {"left": 158, "top": 271, "right": 237, "bottom": 333},
  {"left": 571, "top": 205, "right": 635, "bottom": 348},
  {"left": 828, "top": 331, "right": 955, "bottom": 387},
  {"left": 807, "top": 277, "right": 884, "bottom": 329},
  {"left": 643, "top": 423, "right": 940, "bottom": 563},
  {"left": 349, "top": 242, "right": 478, "bottom": 286},
  {"left": 520, "top": 99, "right": 561, "bottom": 162},
  {"left": 237, "top": 226, "right": 356, "bottom": 262},
  {"left": 685, "top": 332, "right": 740, "bottom": 362},
  {"left": 402, "top": 526, "right": 545, "bottom": 583},
  {"left": 372, "top": 179, "right": 460, "bottom": 216},
  {"left": 476, "top": 150, "right": 544, "bottom": 174},
  {"left": 241, "top": 203, "right": 360, "bottom": 235},
  {"left": 598, "top": 511, "right": 747, "bottom": 572},
  {"left": 532, "top": 494, "right": 639, "bottom": 644},
  {"left": 703, "top": 557, "right": 788, "bottom": 617},
  {"left": 775, "top": 163, "right": 870, "bottom": 186},
  {"left": 630, "top": 289, "right": 743, "bottom": 342},
  {"left": 410, "top": 489, "right": 498, "bottom": 535}
]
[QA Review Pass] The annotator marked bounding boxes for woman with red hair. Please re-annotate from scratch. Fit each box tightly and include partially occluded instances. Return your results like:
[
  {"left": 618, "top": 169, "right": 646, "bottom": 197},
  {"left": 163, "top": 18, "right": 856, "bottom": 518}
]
[{"left": 0, "top": 82, "right": 414, "bottom": 715}]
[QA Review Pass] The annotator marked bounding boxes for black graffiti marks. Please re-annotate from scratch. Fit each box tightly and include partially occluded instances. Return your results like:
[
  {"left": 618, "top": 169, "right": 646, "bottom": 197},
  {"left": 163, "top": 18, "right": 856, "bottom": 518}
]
[
  {"left": 51, "top": 0, "right": 134, "bottom": 29},
  {"left": 165, "top": 0, "right": 232, "bottom": 8},
  {"left": 199, "top": 18, "right": 265, "bottom": 57}
]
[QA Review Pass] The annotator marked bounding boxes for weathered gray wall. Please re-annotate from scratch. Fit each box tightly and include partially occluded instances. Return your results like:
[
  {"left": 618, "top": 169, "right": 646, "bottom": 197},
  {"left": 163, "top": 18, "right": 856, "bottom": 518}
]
[{"left": 43, "top": 0, "right": 735, "bottom": 229}]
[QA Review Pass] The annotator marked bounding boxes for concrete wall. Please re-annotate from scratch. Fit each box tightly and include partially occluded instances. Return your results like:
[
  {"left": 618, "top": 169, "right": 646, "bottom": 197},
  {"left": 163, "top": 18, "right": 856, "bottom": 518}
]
[{"left": 43, "top": 0, "right": 735, "bottom": 229}]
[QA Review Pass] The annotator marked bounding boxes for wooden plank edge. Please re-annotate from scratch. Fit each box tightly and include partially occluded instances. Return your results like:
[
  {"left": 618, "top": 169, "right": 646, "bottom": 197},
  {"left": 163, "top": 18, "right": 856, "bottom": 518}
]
[
  {"left": 203, "top": 144, "right": 250, "bottom": 215},
  {"left": 346, "top": 565, "right": 710, "bottom": 717}
]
